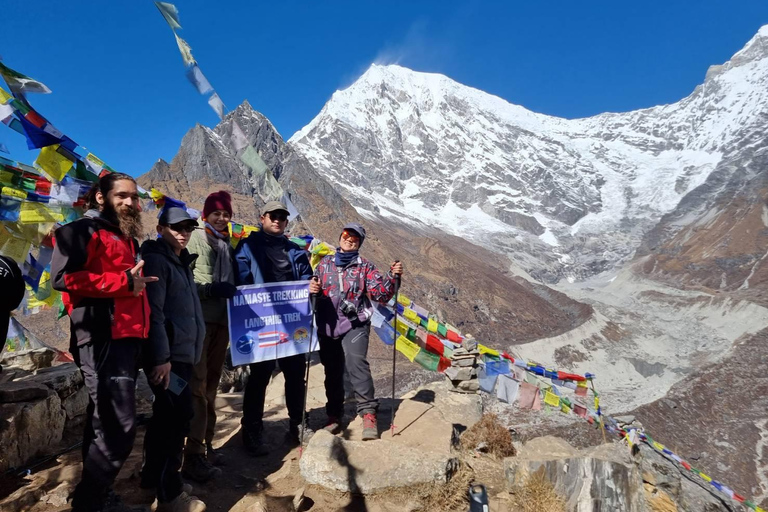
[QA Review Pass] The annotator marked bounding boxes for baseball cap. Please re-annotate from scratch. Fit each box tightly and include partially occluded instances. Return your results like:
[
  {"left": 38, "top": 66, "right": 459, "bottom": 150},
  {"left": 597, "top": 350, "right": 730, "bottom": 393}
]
[
  {"left": 341, "top": 222, "right": 366, "bottom": 243},
  {"left": 159, "top": 206, "right": 196, "bottom": 226},
  {"left": 261, "top": 201, "right": 290, "bottom": 216}
]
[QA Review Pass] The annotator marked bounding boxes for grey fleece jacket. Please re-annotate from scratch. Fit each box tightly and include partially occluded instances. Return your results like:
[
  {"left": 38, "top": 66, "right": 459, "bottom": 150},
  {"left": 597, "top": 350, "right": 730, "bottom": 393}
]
[{"left": 140, "top": 238, "right": 205, "bottom": 367}]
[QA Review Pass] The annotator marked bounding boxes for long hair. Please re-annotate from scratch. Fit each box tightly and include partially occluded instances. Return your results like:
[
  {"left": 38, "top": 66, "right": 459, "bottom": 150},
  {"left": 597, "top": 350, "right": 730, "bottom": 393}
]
[{"left": 85, "top": 172, "right": 136, "bottom": 210}]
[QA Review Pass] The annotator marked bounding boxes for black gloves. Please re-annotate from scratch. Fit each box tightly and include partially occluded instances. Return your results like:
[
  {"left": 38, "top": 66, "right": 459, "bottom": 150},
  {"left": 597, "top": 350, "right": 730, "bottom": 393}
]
[{"left": 208, "top": 282, "right": 238, "bottom": 299}]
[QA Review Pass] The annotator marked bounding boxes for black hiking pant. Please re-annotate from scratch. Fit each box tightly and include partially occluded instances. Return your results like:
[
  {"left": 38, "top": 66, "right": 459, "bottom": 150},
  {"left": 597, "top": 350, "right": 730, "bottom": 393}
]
[
  {"left": 141, "top": 361, "right": 194, "bottom": 503},
  {"left": 71, "top": 338, "right": 142, "bottom": 512},
  {"left": 319, "top": 322, "right": 377, "bottom": 419},
  {"left": 242, "top": 353, "right": 306, "bottom": 431}
]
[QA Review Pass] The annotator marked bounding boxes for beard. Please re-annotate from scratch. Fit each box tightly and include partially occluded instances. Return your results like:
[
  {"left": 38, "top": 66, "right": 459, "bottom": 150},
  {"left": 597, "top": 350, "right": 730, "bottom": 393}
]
[{"left": 102, "top": 201, "right": 143, "bottom": 239}]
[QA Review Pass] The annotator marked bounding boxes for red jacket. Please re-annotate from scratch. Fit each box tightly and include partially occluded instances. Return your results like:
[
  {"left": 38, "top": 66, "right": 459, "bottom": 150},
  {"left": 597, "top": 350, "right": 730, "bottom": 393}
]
[{"left": 51, "top": 210, "right": 150, "bottom": 346}]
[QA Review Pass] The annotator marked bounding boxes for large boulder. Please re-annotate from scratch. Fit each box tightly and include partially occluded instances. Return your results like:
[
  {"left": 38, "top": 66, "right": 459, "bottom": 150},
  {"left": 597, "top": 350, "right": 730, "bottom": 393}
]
[
  {"left": 17, "top": 363, "right": 83, "bottom": 399},
  {"left": 0, "top": 393, "right": 65, "bottom": 472},
  {"left": 300, "top": 430, "right": 451, "bottom": 493},
  {"left": 504, "top": 437, "right": 646, "bottom": 512},
  {"left": 0, "top": 381, "right": 52, "bottom": 403},
  {"left": 300, "top": 380, "right": 482, "bottom": 494},
  {"left": 0, "top": 348, "right": 57, "bottom": 371}
]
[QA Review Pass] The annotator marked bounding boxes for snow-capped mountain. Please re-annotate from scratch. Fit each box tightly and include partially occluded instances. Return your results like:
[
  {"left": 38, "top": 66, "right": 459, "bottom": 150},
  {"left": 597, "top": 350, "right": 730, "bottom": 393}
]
[{"left": 289, "top": 26, "right": 768, "bottom": 282}]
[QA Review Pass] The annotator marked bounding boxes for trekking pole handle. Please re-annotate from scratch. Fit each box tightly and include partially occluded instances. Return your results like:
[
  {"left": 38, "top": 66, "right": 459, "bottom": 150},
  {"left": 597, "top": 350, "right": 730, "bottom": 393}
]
[{"left": 393, "top": 260, "right": 401, "bottom": 291}]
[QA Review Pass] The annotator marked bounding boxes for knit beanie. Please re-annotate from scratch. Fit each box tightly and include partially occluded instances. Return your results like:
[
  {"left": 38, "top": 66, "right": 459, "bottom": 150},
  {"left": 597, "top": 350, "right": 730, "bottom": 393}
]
[{"left": 203, "top": 190, "right": 233, "bottom": 219}]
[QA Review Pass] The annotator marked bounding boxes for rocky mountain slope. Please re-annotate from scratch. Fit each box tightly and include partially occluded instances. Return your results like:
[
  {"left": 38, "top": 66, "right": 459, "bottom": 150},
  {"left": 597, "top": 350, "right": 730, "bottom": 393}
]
[{"left": 290, "top": 26, "right": 768, "bottom": 283}]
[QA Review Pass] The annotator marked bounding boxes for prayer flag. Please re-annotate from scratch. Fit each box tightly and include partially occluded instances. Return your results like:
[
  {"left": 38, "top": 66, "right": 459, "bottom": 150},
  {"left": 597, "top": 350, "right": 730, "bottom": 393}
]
[
  {"left": 397, "top": 294, "right": 411, "bottom": 307},
  {"left": 544, "top": 391, "right": 560, "bottom": 408},
  {"left": 574, "top": 404, "right": 587, "bottom": 418},
  {"left": 424, "top": 334, "right": 445, "bottom": 356},
  {"left": 0, "top": 61, "right": 52, "bottom": 95},
  {"left": 174, "top": 33, "right": 196, "bottom": 66},
  {"left": 155, "top": 1, "right": 182, "bottom": 29},
  {"left": 414, "top": 349, "right": 439, "bottom": 372},
  {"left": 36, "top": 144, "right": 73, "bottom": 182},
  {"left": 231, "top": 121, "right": 249, "bottom": 151},
  {"left": 478, "top": 344, "right": 499, "bottom": 357},
  {"left": 208, "top": 92, "right": 226, "bottom": 119},
  {"left": 403, "top": 308, "right": 420, "bottom": 323},
  {"left": 427, "top": 318, "right": 438, "bottom": 333},
  {"left": 517, "top": 382, "right": 539, "bottom": 410},
  {"left": 496, "top": 374, "right": 519, "bottom": 403},
  {"left": 185, "top": 64, "right": 213, "bottom": 95},
  {"left": 485, "top": 359, "right": 510, "bottom": 376},
  {"left": 437, "top": 323, "right": 448, "bottom": 337},
  {"left": 396, "top": 335, "right": 420, "bottom": 362},
  {"left": 477, "top": 367, "right": 498, "bottom": 393}
]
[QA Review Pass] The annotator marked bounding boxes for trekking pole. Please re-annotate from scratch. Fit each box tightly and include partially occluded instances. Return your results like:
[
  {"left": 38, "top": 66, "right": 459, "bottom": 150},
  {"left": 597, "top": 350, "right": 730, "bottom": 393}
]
[
  {"left": 299, "top": 288, "right": 318, "bottom": 457},
  {"left": 389, "top": 263, "right": 402, "bottom": 436}
]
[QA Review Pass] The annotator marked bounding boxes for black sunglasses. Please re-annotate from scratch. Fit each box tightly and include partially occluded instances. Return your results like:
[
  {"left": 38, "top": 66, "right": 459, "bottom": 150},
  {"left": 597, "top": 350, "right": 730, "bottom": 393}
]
[
  {"left": 267, "top": 212, "right": 288, "bottom": 221},
  {"left": 169, "top": 223, "right": 197, "bottom": 234}
]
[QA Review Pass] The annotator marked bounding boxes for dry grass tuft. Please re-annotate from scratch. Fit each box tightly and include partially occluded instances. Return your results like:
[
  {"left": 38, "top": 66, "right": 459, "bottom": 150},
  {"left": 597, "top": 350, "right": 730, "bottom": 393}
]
[
  {"left": 460, "top": 413, "right": 516, "bottom": 458},
  {"left": 399, "top": 461, "right": 475, "bottom": 512},
  {"left": 510, "top": 468, "right": 566, "bottom": 512}
]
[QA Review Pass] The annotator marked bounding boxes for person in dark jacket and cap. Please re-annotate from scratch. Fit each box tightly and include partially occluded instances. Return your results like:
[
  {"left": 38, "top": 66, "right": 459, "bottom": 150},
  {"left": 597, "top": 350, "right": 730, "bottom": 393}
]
[
  {"left": 234, "top": 200, "right": 313, "bottom": 455},
  {"left": 140, "top": 207, "right": 207, "bottom": 512},
  {"left": 309, "top": 223, "right": 403, "bottom": 440}
]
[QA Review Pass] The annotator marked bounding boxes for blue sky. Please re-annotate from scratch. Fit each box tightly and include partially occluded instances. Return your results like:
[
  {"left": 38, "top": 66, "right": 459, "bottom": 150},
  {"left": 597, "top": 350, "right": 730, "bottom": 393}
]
[{"left": 2, "top": 1, "right": 767, "bottom": 178}]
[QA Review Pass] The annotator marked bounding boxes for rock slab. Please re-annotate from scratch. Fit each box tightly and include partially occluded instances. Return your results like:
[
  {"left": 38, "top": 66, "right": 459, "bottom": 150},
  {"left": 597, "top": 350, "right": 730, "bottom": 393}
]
[
  {"left": 300, "top": 430, "right": 451, "bottom": 494},
  {"left": 0, "top": 393, "right": 65, "bottom": 472}
]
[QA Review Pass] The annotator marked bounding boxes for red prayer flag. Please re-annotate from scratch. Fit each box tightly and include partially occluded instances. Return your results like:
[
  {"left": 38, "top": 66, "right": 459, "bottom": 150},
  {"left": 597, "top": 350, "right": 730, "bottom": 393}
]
[
  {"left": 681, "top": 461, "right": 691, "bottom": 470},
  {"left": 501, "top": 352, "right": 514, "bottom": 362},
  {"left": 446, "top": 330, "right": 462, "bottom": 343},
  {"left": 437, "top": 356, "right": 451, "bottom": 373},
  {"left": 557, "top": 371, "right": 586, "bottom": 382},
  {"left": 575, "top": 386, "right": 588, "bottom": 397},
  {"left": 25, "top": 110, "right": 47, "bottom": 129},
  {"left": 425, "top": 334, "right": 445, "bottom": 356}
]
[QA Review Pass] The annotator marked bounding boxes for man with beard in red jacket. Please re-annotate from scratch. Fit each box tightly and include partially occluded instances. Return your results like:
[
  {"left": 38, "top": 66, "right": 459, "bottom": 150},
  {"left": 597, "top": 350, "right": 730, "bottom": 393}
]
[{"left": 52, "top": 173, "right": 157, "bottom": 512}]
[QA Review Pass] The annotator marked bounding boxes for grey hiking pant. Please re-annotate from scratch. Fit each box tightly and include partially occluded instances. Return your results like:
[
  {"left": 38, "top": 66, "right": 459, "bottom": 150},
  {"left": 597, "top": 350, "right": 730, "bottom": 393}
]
[{"left": 319, "top": 322, "right": 377, "bottom": 418}]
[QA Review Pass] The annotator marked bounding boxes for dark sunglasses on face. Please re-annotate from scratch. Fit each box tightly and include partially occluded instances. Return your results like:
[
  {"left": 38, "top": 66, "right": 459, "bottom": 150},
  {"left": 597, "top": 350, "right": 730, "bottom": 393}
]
[
  {"left": 169, "top": 223, "right": 196, "bottom": 234},
  {"left": 268, "top": 212, "right": 288, "bottom": 222},
  {"left": 341, "top": 230, "right": 360, "bottom": 242}
]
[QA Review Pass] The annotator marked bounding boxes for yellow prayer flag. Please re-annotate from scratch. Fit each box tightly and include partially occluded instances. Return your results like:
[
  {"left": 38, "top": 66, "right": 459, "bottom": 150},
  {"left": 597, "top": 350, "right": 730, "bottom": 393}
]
[
  {"left": 395, "top": 319, "right": 409, "bottom": 336},
  {"left": 2, "top": 186, "right": 27, "bottom": 200},
  {"left": 403, "top": 308, "right": 420, "bottom": 323},
  {"left": 150, "top": 187, "right": 165, "bottom": 202},
  {"left": 560, "top": 403, "right": 571, "bottom": 414},
  {"left": 652, "top": 441, "right": 665, "bottom": 451},
  {"left": 0, "top": 236, "right": 30, "bottom": 262},
  {"left": 174, "top": 33, "right": 196, "bottom": 66},
  {"left": 544, "top": 391, "right": 560, "bottom": 408},
  {"left": 36, "top": 144, "right": 73, "bottom": 182},
  {"left": 427, "top": 318, "right": 438, "bottom": 333},
  {"left": 397, "top": 294, "right": 411, "bottom": 307},
  {"left": 699, "top": 473, "right": 712, "bottom": 482},
  {"left": 478, "top": 344, "right": 499, "bottom": 357},
  {"left": 20, "top": 203, "right": 64, "bottom": 224},
  {"left": 0, "top": 87, "right": 12, "bottom": 104},
  {"left": 577, "top": 380, "right": 588, "bottom": 388},
  {"left": 396, "top": 335, "right": 420, "bottom": 362}
]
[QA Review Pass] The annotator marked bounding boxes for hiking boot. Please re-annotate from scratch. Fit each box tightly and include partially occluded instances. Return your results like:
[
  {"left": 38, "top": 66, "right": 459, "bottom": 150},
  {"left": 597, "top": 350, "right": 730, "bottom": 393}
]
[
  {"left": 287, "top": 421, "right": 314, "bottom": 446},
  {"left": 102, "top": 490, "right": 149, "bottom": 512},
  {"left": 137, "top": 484, "right": 193, "bottom": 504},
  {"left": 242, "top": 425, "right": 269, "bottom": 456},
  {"left": 151, "top": 492, "right": 206, "bottom": 512},
  {"left": 362, "top": 412, "right": 379, "bottom": 441},
  {"left": 323, "top": 416, "right": 342, "bottom": 435},
  {"left": 181, "top": 454, "right": 221, "bottom": 483},
  {"left": 205, "top": 443, "right": 225, "bottom": 467}
]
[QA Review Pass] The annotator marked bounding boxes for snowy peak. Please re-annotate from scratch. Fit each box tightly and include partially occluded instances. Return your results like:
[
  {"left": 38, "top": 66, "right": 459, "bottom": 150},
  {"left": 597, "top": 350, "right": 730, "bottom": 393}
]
[{"left": 290, "top": 27, "right": 768, "bottom": 282}]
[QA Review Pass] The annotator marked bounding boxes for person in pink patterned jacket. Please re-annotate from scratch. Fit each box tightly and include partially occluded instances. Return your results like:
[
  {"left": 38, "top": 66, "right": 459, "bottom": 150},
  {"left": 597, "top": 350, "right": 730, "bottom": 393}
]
[{"left": 308, "top": 223, "right": 403, "bottom": 440}]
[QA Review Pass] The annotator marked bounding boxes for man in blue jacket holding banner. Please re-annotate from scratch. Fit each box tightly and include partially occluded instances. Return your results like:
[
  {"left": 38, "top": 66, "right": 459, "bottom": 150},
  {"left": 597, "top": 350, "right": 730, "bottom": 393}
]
[{"left": 233, "top": 201, "right": 313, "bottom": 455}]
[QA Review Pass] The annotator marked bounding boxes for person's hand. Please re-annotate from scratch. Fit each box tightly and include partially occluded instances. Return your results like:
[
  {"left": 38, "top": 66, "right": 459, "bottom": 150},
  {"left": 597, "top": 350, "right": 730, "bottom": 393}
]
[
  {"left": 309, "top": 276, "right": 322, "bottom": 295},
  {"left": 390, "top": 261, "right": 403, "bottom": 276},
  {"left": 209, "top": 282, "right": 238, "bottom": 299},
  {"left": 149, "top": 362, "right": 171, "bottom": 389},
  {"left": 130, "top": 260, "right": 158, "bottom": 297}
]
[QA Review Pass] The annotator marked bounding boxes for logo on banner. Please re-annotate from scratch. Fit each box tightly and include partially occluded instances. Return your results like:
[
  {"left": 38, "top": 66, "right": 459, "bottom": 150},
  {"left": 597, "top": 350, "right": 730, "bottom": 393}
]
[
  {"left": 235, "top": 334, "right": 255, "bottom": 355},
  {"left": 293, "top": 327, "right": 309, "bottom": 342}
]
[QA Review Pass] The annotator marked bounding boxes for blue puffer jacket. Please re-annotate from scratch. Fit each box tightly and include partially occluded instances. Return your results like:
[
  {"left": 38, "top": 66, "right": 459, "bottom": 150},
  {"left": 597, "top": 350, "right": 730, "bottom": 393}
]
[{"left": 234, "top": 230, "right": 313, "bottom": 285}]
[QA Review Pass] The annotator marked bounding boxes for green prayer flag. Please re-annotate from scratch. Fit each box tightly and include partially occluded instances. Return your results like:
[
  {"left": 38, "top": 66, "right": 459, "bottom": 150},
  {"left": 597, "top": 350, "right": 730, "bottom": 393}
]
[
  {"left": 437, "top": 323, "right": 448, "bottom": 337},
  {"left": 414, "top": 349, "right": 440, "bottom": 372}
]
